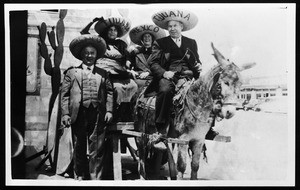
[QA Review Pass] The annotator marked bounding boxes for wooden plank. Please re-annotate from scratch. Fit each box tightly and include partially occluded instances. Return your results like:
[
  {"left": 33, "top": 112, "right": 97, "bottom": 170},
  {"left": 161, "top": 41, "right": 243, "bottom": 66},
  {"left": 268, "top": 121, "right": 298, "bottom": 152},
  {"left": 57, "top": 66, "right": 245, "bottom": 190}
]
[
  {"left": 167, "top": 138, "right": 189, "bottom": 145},
  {"left": 121, "top": 130, "right": 142, "bottom": 137},
  {"left": 112, "top": 134, "right": 122, "bottom": 180},
  {"left": 113, "top": 122, "right": 231, "bottom": 143},
  {"left": 109, "top": 122, "right": 135, "bottom": 131},
  {"left": 211, "top": 135, "right": 231, "bottom": 142},
  {"left": 121, "top": 130, "right": 189, "bottom": 145}
]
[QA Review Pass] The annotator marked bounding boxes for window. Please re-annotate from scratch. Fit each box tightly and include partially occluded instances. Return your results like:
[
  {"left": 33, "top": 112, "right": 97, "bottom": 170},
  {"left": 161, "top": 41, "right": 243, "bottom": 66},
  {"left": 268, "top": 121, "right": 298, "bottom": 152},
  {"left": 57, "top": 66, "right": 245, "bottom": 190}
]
[{"left": 246, "top": 94, "right": 251, "bottom": 100}]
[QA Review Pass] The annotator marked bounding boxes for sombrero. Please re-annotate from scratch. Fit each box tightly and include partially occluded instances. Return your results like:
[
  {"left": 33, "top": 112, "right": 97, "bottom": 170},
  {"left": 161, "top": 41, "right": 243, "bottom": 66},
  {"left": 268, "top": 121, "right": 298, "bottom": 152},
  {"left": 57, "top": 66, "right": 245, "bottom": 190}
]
[
  {"left": 94, "top": 17, "right": 131, "bottom": 37},
  {"left": 152, "top": 9, "right": 198, "bottom": 31},
  {"left": 129, "top": 24, "right": 166, "bottom": 45},
  {"left": 69, "top": 34, "right": 107, "bottom": 60}
]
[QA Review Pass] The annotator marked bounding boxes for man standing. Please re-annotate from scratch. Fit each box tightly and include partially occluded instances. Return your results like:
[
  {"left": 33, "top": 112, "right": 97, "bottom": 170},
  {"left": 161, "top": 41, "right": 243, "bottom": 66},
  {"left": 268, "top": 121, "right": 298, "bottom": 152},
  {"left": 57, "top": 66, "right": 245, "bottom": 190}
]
[
  {"left": 148, "top": 9, "right": 202, "bottom": 137},
  {"left": 60, "top": 34, "right": 113, "bottom": 180}
]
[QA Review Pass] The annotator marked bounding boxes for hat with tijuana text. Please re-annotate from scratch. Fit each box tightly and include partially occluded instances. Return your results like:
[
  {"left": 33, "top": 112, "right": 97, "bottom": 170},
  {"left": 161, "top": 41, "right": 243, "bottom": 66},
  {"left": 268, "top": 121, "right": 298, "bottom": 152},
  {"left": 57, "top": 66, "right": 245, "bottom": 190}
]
[{"left": 152, "top": 9, "right": 198, "bottom": 31}]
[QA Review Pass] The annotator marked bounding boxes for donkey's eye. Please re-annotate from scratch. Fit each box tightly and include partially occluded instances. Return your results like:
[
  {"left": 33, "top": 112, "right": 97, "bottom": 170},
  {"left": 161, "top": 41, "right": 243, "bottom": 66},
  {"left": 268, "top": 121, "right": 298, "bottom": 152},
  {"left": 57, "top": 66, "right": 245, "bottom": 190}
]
[{"left": 224, "top": 81, "right": 230, "bottom": 86}]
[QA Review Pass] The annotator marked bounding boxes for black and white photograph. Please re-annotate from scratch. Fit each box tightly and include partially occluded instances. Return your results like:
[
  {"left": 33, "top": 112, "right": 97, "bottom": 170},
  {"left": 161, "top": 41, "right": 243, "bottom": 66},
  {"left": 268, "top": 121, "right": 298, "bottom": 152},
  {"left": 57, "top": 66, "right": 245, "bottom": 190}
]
[{"left": 5, "top": 3, "right": 295, "bottom": 186}]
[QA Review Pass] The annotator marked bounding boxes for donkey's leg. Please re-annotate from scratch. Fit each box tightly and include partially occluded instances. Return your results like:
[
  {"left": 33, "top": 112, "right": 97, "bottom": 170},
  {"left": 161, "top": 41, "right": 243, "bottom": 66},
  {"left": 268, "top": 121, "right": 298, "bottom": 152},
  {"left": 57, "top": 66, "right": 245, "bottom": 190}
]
[
  {"left": 135, "top": 134, "right": 147, "bottom": 179},
  {"left": 134, "top": 109, "right": 147, "bottom": 179},
  {"left": 189, "top": 140, "right": 204, "bottom": 180},
  {"left": 176, "top": 135, "right": 189, "bottom": 179}
]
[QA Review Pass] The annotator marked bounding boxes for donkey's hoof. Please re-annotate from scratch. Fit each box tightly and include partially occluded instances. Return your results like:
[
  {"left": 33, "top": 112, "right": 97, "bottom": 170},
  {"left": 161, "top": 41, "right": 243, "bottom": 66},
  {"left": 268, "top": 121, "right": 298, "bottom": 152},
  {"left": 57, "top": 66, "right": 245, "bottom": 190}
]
[
  {"left": 139, "top": 175, "right": 145, "bottom": 180},
  {"left": 177, "top": 172, "right": 184, "bottom": 180},
  {"left": 191, "top": 172, "right": 198, "bottom": 180}
]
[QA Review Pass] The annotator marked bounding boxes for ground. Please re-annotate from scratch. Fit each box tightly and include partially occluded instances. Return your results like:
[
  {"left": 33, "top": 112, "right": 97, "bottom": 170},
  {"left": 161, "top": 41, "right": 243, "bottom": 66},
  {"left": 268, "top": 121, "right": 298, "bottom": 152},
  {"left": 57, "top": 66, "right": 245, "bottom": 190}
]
[{"left": 23, "top": 97, "right": 291, "bottom": 183}]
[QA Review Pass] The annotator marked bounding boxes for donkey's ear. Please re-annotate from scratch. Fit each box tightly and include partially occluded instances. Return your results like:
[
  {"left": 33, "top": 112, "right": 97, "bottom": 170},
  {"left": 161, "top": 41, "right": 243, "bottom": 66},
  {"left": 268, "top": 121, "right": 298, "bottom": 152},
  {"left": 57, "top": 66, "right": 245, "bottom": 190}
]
[
  {"left": 213, "top": 72, "right": 221, "bottom": 84},
  {"left": 239, "top": 62, "right": 256, "bottom": 71},
  {"left": 211, "top": 42, "right": 230, "bottom": 68},
  {"left": 211, "top": 42, "right": 225, "bottom": 60}
]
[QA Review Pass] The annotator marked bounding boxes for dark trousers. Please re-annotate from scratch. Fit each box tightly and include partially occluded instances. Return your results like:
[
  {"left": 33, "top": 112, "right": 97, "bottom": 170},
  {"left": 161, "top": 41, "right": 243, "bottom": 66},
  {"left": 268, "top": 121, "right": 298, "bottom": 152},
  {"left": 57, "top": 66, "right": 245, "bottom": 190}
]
[
  {"left": 72, "top": 105, "right": 98, "bottom": 178},
  {"left": 155, "top": 78, "right": 176, "bottom": 126}
]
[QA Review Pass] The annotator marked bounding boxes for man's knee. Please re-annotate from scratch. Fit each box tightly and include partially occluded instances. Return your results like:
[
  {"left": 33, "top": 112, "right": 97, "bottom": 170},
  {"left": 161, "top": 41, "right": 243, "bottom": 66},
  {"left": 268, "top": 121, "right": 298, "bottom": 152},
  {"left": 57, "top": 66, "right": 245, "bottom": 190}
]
[{"left": 158, "top": 79, "right": 174, "bottom": 93}]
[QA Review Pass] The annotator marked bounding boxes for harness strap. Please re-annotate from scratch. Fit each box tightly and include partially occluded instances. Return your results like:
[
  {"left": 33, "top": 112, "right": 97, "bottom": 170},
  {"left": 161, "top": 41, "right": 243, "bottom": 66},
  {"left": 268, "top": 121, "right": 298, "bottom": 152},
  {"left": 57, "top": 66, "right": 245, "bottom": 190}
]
[{"left": 184, "top": 96, "right": 210, "bottom": 123}]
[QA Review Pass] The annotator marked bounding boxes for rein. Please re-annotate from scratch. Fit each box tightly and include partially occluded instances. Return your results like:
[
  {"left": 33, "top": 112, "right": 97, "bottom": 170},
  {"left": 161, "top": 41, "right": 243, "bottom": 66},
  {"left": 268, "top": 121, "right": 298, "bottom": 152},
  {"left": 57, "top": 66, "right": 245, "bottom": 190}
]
[{"left": 184, "top": 97, "right": 206, "bottom": 123}]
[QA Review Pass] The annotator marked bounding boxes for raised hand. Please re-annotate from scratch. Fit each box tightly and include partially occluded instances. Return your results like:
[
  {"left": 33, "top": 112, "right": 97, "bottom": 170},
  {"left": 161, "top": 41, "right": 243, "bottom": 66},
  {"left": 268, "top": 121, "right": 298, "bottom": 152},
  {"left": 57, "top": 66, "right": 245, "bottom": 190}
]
[{"left": 93, "top": 17, "right": 104, "bottom": 23}]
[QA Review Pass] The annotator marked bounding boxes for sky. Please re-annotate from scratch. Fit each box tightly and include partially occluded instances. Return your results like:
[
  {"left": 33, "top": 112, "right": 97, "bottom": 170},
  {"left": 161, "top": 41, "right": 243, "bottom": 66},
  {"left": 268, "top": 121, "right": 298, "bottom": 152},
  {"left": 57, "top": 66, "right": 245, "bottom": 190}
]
[{"left": 126, "top": 4, "right": 294, "bottom": 78}]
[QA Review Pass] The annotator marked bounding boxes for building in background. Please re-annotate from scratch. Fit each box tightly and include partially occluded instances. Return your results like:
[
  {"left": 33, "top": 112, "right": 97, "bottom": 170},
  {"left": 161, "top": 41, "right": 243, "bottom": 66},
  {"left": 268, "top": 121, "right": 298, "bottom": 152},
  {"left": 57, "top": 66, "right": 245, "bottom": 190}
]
[{"left": 237, "top": 74, "right": 288, "bottom": 101}]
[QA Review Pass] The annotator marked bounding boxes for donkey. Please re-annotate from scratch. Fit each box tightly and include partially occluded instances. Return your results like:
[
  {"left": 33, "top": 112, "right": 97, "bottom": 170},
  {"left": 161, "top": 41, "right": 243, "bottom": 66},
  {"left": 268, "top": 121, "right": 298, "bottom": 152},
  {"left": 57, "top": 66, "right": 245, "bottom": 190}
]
[{"left": 134, "top": 42, "right": 256, "bottom": 180}]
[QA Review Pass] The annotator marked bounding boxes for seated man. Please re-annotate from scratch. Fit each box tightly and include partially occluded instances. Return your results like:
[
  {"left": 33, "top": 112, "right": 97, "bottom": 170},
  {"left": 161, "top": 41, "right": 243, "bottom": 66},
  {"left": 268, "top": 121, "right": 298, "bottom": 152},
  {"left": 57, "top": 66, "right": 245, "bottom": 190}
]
[{"left": 147, "top": 9, "right": 202, "bottom": 137}]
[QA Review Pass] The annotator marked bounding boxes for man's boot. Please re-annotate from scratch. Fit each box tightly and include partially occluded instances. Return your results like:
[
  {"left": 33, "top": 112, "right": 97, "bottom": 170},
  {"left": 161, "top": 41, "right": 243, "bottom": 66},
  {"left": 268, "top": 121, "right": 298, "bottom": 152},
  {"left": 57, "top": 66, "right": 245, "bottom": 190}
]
[
  {"left": 205, "top": 117, "right": 219, "bottom": 140},
  {"left": 152, "top": 123, "right": 168, "bottom": 150}
]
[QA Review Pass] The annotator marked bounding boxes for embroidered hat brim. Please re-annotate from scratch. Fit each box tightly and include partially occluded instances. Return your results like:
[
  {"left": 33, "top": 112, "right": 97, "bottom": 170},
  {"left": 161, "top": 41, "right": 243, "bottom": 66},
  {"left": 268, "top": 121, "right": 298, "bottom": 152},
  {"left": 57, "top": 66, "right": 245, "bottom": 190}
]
[
  {"left": 152, "top": 9, "right": 198, "bottom": 31},
  {"left": 69, "top": 34, "right": 107, "bottom": 60},
  {"left": 94, "top": 17, "right": 131, "bottom": 37},
  {"left": 129, "top": 24, "right": 166, "bottom": 45}
]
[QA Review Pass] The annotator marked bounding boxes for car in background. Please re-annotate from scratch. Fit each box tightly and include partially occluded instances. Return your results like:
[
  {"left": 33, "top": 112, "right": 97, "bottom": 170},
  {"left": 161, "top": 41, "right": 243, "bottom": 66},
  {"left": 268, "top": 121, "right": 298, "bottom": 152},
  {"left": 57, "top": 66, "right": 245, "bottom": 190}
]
[
  {"left": 232, "top": 99, "right": 261, "bottom": 111},
  {"left": 244, "top": 99, "right": 261, "bottom": 111},
  {"left": 230, "top": 99, "right": 248, "bottom": 110}
]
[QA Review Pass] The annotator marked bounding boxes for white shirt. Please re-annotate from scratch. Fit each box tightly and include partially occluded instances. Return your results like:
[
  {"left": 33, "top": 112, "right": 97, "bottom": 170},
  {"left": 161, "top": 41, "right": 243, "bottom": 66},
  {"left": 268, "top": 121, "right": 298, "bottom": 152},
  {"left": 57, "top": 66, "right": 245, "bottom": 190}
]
[
  {"left": 82, "top": 64, "right": 94, "bottom": 78},
  {"left": 171, "top": 36, "right": 182, "bottom": 47}
]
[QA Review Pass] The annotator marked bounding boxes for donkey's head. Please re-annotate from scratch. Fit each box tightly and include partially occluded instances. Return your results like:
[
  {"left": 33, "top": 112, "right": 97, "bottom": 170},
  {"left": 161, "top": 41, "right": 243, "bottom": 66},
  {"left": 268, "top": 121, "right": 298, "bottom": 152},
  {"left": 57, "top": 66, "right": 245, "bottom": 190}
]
[
  {"left": 209, "top": 43, "right": 256, "bottom": 120},
  {"left": 211, "top": 42, "right": 256, "bottom": 101}
]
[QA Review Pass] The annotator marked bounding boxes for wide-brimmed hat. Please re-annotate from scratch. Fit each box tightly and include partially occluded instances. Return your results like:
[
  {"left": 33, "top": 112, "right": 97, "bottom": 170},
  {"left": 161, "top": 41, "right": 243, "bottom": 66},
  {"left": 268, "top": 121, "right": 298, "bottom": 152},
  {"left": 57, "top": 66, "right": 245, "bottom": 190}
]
[
  {"left": 129, "top": 24, "right": 166, "bottom": 45},
  {"left": 152, "top": 9, "right": 198, "bottom": 31},
  {"left": 94, "top": 17, "right": 131, "bottom": 38},
  {"left": 69, "top": 34, "right": 107, "bottom": 60}
]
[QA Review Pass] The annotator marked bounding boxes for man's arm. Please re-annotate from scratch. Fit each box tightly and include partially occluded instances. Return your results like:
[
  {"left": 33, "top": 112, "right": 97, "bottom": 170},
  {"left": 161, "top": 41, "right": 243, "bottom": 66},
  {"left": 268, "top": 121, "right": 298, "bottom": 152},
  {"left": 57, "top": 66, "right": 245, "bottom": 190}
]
[
  {"left": 192, "top": 39, "right": 201, "bottom": 63},
  {"left": 103, "top": 72, "right": 114, "bottom": 123},
  {"left": 61, "top": 70, "right": 72, "bottom": 116},
  {"left": 80, "top": 17, "right": 104, "bottom": 35},
  {"left": 148, "top": 40, "right": 166, "bottom": 80},
  {"left": 60, "top": 70, "right": 72, "bottom": 126},
  {"left": 105, "top": 72, "right": 114, "bottom": 114},
  {"left": 189, "top": 39, "right": 202, "bottom": 79}
]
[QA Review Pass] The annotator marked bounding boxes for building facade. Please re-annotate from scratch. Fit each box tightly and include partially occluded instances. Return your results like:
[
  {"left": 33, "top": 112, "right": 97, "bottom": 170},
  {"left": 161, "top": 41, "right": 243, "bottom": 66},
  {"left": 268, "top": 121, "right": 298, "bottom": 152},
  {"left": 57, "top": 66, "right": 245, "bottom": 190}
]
[
  {"left": 25, "top": 9, "right": 127, "bottom": 147},
  {"left": 237, "top": 74, "right": 288, "bottom": 101}
]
